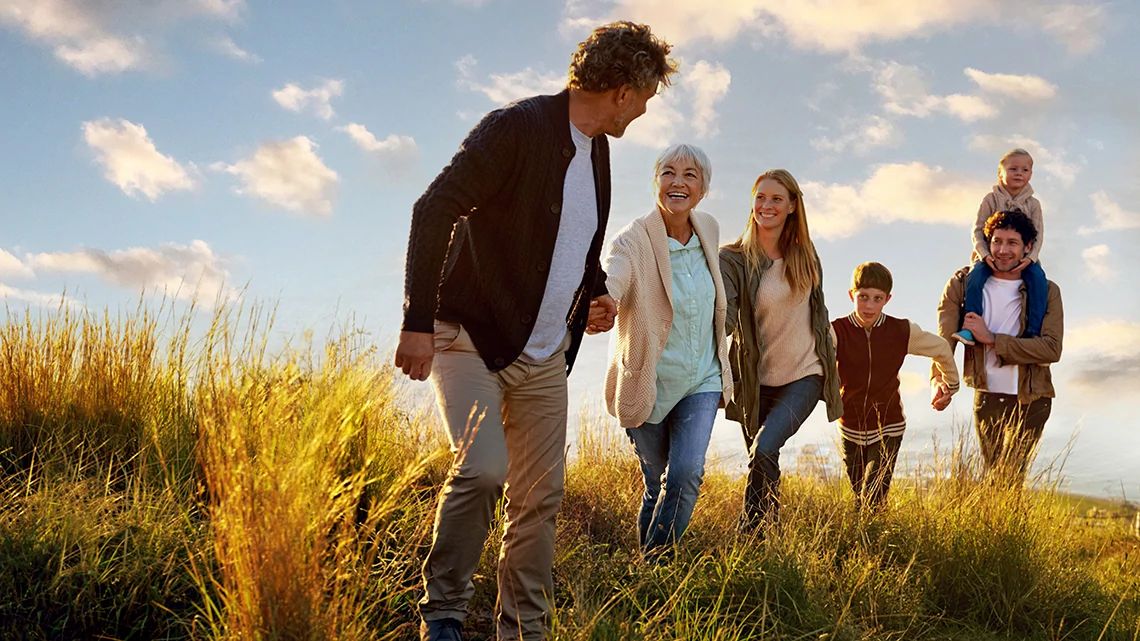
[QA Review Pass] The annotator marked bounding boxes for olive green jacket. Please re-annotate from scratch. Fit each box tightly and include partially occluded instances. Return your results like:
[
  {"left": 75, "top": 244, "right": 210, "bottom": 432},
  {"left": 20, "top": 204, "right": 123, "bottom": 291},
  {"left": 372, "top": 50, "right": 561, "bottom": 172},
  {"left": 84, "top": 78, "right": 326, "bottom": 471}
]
[{"left": 719, "top": 246, "right": 843, "bottom": 445}]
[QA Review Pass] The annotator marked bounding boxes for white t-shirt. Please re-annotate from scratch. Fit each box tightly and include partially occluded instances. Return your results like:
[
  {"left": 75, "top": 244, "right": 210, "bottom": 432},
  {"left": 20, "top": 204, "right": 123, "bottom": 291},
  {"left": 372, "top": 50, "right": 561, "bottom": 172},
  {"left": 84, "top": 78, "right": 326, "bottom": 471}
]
[
  {"left": 982, "top": 276, "right": 1022, "bottom": 394},
  {"left": 522, "top": 120, "right": 598, "bottom": 361}
]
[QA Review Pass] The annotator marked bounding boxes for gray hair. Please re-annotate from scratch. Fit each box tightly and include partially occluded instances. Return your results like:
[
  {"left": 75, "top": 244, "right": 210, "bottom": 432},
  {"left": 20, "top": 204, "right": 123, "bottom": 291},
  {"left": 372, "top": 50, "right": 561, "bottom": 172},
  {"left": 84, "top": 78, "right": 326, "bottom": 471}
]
[{"left": 653, "top": 143, "right": 712, "bottom": 198}]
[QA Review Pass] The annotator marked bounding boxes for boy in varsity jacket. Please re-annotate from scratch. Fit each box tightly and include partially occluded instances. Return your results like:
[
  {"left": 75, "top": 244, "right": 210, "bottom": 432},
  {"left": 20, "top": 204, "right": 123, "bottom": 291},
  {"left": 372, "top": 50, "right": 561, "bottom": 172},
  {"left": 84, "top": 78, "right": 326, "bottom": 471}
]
[{"left": 832, "top": 262, "right": 960, "bottom": 510}]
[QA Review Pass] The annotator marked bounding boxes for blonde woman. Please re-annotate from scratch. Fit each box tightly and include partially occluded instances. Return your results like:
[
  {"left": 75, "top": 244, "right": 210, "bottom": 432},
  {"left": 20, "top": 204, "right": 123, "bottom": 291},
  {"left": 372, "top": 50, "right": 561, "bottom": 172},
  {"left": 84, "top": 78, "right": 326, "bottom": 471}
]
[
  {"left": 720, "top": 169, "right": 842, "bottom": 533},
  {"left": 603, "top": 143, "right": 732, "bottom": 558}
]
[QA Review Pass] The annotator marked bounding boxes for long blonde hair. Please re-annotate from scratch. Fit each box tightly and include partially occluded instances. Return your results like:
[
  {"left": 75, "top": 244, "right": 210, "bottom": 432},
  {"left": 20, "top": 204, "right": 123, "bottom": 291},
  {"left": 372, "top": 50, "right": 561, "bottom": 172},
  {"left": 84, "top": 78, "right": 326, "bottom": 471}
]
[{"left": 729, "top": 168, "right": 820, "bottom": 298}]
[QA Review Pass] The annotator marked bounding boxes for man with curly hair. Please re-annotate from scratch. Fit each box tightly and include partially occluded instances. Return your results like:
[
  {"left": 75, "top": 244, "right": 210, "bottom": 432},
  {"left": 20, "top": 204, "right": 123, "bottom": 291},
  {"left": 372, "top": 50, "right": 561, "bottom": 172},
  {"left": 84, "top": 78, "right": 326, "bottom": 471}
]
[
  {"left": 396, "top": 21, "right": 677, "bottom": 641},
  {"left": 936, "top": 209, "right": 1064, "bottom": 486}
]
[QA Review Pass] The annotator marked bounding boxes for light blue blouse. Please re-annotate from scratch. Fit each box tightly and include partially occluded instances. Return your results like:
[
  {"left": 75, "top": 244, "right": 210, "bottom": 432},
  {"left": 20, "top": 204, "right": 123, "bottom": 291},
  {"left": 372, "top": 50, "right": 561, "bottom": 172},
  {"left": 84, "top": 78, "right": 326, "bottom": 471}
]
[{"left": 646, "top": 233, "right": 723, "bottom": 424}]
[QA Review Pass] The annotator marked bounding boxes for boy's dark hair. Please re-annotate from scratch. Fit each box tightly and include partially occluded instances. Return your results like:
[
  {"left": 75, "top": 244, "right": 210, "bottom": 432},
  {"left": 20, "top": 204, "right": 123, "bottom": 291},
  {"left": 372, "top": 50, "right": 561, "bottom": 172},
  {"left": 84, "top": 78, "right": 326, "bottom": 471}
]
[
  {"left": 567, "top": 21, "right": 678, "bottom": 92},
  {"left": 851, "top": 261, "right": 893, "bottom": 294},
  {"left": 984, "top": 209, "right": 1038, "bottom": 246}
]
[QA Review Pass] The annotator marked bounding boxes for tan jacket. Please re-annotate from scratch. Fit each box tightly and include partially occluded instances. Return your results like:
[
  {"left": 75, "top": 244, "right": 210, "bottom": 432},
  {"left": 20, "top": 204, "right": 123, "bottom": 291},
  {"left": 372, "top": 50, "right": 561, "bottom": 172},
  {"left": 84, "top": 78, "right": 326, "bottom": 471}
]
[
  {"left": 936, "top": 266, "right": 1063, "bottom": 403},
  {"left": 603, "top": 209, "right": 733, "bottom": 428}
]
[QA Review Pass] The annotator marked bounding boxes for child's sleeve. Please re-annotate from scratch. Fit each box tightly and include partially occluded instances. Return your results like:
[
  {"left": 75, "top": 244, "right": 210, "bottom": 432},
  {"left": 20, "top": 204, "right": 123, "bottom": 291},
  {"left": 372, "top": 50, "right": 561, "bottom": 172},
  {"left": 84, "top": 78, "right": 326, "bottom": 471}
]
[
  {"left": 973, "top": 193, "right": 996, "bottom": 258},
  {"left": 1027, "top": 197, "right": 1044, "bottom": 262},
  {"left": 909, "top": 321, "right": 960, "bottom": 393}
]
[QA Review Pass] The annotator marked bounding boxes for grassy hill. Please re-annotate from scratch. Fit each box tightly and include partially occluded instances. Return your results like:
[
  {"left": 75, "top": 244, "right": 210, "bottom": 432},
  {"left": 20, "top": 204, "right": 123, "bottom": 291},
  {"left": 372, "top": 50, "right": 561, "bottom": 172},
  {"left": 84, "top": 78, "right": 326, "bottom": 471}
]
[{"left": 1, "top": 304, "right": 1137, "bottom": 640}]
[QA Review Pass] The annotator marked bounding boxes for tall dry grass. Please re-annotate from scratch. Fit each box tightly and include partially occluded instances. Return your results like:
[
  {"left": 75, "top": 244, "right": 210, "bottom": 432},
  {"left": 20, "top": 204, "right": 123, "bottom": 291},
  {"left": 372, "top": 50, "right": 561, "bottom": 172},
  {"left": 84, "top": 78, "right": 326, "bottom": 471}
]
[{"left": 1, "top": 301, "right": 1137, "bottom": 640}]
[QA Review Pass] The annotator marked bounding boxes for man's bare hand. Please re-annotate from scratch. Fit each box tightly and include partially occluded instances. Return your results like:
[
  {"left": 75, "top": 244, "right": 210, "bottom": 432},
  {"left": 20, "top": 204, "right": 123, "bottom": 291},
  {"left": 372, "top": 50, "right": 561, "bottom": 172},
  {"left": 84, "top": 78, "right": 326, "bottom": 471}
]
[
  {"left": 395, "top": 331, "right": 434, "bottom": 381},
  {"left": 961, "top": 312, "right": 995, "bottom": 345},
  {"left": 586, "top": 295, "right": 617, "bottom": 334}
]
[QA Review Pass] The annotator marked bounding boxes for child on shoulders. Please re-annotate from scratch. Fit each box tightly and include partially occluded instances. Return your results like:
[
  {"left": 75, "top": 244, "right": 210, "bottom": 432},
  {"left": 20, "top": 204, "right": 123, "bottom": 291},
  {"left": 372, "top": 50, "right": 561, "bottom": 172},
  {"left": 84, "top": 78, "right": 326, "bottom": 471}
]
[{"left": 953, "top": 148, "right": 1047, "bottom": 345}]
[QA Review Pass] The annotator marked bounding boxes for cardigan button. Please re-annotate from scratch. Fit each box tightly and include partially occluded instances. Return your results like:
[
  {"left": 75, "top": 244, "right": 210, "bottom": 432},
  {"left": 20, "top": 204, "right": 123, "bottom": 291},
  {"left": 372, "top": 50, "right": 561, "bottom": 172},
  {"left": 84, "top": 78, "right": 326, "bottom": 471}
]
[
  {"left": 493, "top": 357, "right": 506, "bottom": 367},
  {"left": 562, "top": 147, "right": 573, "bottom": 158},
  {"left": 521, "top": 314, "right": 533, "bottom": 324},
  {"left": 550, "top": 203, "right": 561, "bottom": 214},
  {"left": 536, "top": 262, "right": 547, "bottom": 273}
]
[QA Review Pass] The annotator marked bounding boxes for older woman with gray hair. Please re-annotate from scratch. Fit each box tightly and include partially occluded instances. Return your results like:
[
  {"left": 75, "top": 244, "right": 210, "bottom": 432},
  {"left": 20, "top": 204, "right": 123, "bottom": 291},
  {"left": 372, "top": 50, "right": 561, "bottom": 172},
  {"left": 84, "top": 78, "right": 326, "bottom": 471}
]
[{"left": 601, "top": 143, "right": 732, "bottom": 558}]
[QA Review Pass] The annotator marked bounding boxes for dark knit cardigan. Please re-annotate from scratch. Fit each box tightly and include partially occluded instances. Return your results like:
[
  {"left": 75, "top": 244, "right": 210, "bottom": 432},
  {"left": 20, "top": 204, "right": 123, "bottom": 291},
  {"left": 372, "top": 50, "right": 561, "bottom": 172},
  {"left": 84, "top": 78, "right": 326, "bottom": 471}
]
[{"left": 402, "top": 90, "right": 611, "bottom": 372}]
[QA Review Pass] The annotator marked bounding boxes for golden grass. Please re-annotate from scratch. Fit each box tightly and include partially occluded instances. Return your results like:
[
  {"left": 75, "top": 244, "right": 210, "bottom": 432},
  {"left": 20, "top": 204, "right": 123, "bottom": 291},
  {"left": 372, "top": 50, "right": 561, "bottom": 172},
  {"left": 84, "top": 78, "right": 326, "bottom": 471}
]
[{"left": 0, "top": 301, "right": 1137, "bottom": 640}]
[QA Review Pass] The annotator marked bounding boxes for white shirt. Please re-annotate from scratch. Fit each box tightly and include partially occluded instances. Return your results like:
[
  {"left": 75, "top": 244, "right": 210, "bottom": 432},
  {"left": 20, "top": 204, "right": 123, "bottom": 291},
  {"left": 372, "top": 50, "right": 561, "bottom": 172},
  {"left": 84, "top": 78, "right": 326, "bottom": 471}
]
[
  {"left": 522, "top": 120, "right": 598, "bottom": 361},
  {"left": 982, "top": 276, "right": 1022, "bottom": 394}
]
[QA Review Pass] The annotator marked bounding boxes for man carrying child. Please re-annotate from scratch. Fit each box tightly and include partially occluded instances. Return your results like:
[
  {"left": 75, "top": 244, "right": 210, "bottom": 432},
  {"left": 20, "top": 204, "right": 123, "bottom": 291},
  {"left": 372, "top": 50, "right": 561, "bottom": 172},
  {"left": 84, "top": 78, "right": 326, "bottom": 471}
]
[{"left": 937, "top": 210, "right": 1064, "bottom": 486}]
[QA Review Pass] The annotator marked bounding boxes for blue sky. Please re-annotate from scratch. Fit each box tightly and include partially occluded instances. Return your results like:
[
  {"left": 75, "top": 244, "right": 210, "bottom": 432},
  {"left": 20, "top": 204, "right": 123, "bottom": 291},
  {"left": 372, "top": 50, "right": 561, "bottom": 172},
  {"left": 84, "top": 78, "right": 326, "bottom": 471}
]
[{"left": 3, "top": 0, "right": 1138, "bottom": 497}]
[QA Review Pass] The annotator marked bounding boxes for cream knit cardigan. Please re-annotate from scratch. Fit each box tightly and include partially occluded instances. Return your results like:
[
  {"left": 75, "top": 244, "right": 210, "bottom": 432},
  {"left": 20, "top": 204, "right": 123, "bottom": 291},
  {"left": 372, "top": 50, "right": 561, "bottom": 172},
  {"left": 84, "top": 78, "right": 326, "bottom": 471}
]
[{"left": 603, "top": 208, "right": 733, "bottom": 428}]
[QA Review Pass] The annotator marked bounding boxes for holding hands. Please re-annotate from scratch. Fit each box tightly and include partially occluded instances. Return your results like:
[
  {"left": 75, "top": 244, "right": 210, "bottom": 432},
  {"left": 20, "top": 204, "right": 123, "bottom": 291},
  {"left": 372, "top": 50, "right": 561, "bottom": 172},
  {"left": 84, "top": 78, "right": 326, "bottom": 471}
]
[
  {"left": 587, "top": 295, "right": 617, "bottom": 334},
  {"left": 931, "top": 381, "right": 953, "bottom": 411}
]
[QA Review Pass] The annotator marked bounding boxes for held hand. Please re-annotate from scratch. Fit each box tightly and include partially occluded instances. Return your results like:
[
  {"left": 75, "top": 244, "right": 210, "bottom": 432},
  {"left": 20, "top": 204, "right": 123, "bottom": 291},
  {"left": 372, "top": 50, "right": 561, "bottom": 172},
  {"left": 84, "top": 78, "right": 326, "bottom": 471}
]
[
  {"left": 1009, "top": 258, "right": 1032, "bottom": 276},
  {"left": 586, "top": 295, "right": 617, "bottom": 334},
  {"left": 394, "top": 331, "right": 434, "bottom": 381},
  {"left": 961, "top": 312, "right": 995, "bottom": 345},
  {"left": 931, "top": 382, "right": 952, "bottom": 411},
  {"left": 984, "top": 255, "right": 997, "bottom": 271}
]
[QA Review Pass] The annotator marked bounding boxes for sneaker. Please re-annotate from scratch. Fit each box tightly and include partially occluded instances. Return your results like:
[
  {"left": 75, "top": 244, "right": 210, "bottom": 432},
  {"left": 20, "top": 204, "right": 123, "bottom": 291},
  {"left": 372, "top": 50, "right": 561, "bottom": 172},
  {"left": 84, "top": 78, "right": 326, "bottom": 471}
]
[
  {"left": 952, "top": 329, "right": 976, "bottom": 346},
  {"left": 420, "top": 617, "right": 465, "bottom": 641}
]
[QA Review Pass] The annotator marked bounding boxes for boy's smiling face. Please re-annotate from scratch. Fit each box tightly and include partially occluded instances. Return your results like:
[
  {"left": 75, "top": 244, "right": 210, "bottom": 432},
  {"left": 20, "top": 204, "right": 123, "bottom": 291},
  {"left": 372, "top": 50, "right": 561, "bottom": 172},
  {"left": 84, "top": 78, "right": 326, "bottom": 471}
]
[{"left": 849, "top": 287, "right": 892, "bottom": 327}]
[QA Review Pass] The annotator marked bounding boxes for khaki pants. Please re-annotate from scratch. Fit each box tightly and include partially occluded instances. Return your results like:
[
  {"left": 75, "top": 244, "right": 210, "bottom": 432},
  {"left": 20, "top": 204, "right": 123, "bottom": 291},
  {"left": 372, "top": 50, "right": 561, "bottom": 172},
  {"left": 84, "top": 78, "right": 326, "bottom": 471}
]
[
  {"left": 420, "top": 322, "right": 569, "bottom": 641},
  {"left": 973, "top": 391, "right": 1052, "bottom": 485}
]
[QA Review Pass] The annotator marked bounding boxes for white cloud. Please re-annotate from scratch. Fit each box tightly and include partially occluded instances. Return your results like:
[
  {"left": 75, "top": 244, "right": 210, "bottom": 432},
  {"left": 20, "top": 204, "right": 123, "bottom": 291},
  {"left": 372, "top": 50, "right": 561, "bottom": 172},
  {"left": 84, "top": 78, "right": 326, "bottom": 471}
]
[
  {"left": 456, "top": 55, "right": 565, "bottom": 105},
  {"left": 874, "top": 62, "right": 996, "bottom": 122},
  {"left": 1040, "top": 3, "right": 1106, "bottom": 55},
  {"left": 27, "top": 240, "right": 237, "bottom": 305},
  {"left": 455, "top": 55, "right": 731, "bottom": 148},
  {"left": 83, "top": 118, "right": 197, "bottom": 201},
  {"left": 1078, "top": 191, "right": 1140, "bottom": 235},
  {"left": 218, "top": 136, "right": 339, "bottom": 216},
  {"left": 963, "top": 68, "right": 1057, "bottom": 101},
  {"left": 621, "top": 93, "right": 685, "bottom": 148},
  {"left": 1065, "top": 318, "right": 1140, "bottom": 393},
  {"left": 194, "top": 0, "right": 246, "bottom": 20},
  {"left": 0, "top": 0, "right": 246, "bottom": 75},
  {"left": 811, "top": 115, "right": 899, "bottom": 155},
  {"left": 562, "top": 0, "right": 986, "bottom": 51},
  {"left": 271, "top": 79, "right": 342, "bottom": 119},
  {"left": 0, "top": 0, "right": 145, "bottom": 75},
  {"left": 0, "top": 284, "right": 77, "bottom": 307},
  {"left": 562, "top": 1, "right": 1102, "bottom": 54},
  {"left": 686, "top": 60, "right": 732, "bottom": 137},
  {"left": 337, "top": 123, "right": 420, "bottom": 176},
  {"left": 1081, "top": 244, "right": 1115, "bottom": 283},
  {"left": 212, "top": 35, "right": 260, "bottom": 63},
  {"left": 272, "top": 79, "right": 344, "bottom": 120},
  {"left": 968, "top": 134, "right": 1080, "bottom": 187},
  {"left": 804, "top": 162, "right": 990, "bottom": 240},
  {"left": 0, "top": 249, "right": 35, "bottom": 279}
]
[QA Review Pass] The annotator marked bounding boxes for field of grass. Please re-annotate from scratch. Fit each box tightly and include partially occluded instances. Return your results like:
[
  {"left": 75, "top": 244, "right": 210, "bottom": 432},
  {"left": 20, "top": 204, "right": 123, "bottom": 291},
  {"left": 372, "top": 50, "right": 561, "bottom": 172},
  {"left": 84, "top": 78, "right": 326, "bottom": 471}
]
[{"left": 1, "top": 303, "right": 1137, "bottom": 640}]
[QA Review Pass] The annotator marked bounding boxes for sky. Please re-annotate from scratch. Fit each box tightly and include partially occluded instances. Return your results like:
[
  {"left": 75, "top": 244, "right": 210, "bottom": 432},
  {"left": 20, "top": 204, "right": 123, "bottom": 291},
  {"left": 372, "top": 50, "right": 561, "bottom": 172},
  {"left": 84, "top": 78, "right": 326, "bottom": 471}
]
[{"left": 2, "top": 0, "right": 1139, "bottom": 498}]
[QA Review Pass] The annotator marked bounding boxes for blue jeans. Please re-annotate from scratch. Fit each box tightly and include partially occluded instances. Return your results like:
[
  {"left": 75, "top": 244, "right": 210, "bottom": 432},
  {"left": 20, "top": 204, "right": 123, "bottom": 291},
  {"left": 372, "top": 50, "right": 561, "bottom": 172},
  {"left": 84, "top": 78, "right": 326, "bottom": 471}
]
[
  {"left": 964, "top": 259, "right": 1047, "bottom": 337},
  {"left": 742, "top": 375, "right": 823, "bottom": 530},
  {"left": 626, "top": 391, "right": 719, "bottom": 555}
]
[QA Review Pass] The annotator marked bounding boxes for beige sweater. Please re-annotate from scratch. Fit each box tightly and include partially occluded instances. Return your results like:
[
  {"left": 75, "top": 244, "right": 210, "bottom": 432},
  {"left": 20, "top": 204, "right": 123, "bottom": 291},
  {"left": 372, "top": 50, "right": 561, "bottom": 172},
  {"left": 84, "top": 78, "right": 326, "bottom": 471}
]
[
  {"left": 754, "top": 259, "right": 823, "bottom": 386},
  {"left": 973, "top": 184, "right": 1044, "bottom": 262},
  {"left": 603, "top": 209, "right": 733, "bottom": 427}
]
